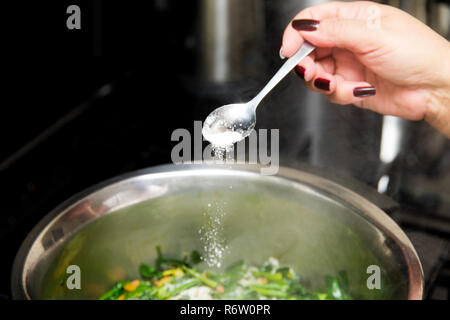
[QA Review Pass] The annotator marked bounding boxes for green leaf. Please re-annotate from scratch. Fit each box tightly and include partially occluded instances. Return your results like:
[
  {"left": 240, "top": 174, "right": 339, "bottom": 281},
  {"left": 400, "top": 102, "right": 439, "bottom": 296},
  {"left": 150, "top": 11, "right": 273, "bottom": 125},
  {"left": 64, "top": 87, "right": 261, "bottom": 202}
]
[
  {"left": 325, "top": 277, "right": 345, "bottom": 300},
  {"left": 190, "top": 250, "right": 202, "bottom": 265},
  {"left": 276, "top": 267, "right": 290, "bottom": 277},
  {"left": 99, "top": 282, "right": 125, "bottom": 300},
  {"left": 139, "top": 264, "right": 158, "bottom": 279}
]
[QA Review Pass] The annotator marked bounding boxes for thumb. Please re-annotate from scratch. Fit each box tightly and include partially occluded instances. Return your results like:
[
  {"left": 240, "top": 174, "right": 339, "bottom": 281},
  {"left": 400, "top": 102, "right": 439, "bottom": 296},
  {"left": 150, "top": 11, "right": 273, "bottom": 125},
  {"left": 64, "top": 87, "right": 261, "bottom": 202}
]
[{"left": 293, "top": 18, "right": 381, "bottom": 54}]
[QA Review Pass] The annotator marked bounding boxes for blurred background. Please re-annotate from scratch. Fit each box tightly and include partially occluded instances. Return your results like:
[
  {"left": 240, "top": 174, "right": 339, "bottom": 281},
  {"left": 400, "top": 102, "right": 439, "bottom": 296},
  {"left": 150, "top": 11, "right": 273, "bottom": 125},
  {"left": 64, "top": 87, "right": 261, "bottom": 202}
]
[{"left": 1, "top": 0, "right": 449, "bottom": 299}]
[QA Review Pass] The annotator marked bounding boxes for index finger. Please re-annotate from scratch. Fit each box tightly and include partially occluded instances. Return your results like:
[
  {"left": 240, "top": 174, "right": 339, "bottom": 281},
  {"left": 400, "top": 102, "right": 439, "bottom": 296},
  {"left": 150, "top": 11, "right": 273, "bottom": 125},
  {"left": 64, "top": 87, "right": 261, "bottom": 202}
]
[{"left": 281, "top": 1, "right": 369, "bottom": 56}]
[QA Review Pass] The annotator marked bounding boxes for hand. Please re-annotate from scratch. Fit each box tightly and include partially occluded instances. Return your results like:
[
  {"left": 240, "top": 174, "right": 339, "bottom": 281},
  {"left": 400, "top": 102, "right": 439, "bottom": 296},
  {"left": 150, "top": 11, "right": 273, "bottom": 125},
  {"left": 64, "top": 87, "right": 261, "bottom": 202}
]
[{"left": 281, "top": 1, "right": 450, "bottom": 137}]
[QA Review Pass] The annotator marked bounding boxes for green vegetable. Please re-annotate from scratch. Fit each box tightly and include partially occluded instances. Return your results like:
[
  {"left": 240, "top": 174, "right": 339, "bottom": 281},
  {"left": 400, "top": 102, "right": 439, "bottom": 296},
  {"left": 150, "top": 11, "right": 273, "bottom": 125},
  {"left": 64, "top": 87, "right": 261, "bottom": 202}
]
[
  {"left": 155, "top": 245, "right": 189, "bottom": 270},
  {"left": 182, "top": 266, "right": 218, "bottom": 289},
  {"left": 99, "top": 282, "right": 125, "bottom": 300},
  {"left": 190, "top": 250, "right": 202, "bottom": 265},
  {"left": 99, "top": 246, "right": 352, "bottom": 300},
  {"left": 249, "top": 285, "right": 289, "bottom": 298},
  {"left": 139, "top": 264, "right": 159, "bottom": 279}
]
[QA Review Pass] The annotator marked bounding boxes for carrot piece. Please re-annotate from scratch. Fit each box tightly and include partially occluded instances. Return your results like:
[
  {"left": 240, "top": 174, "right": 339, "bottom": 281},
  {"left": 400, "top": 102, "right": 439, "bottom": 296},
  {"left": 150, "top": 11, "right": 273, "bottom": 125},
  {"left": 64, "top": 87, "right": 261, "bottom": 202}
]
[
  {"left": 124, "top": 280, "right": 140, "bottom": 292},
  {"left": 154, "top": 276, "right": 173, "bottom": 287},
  {"left": 257, "top": 277, "right": 268, "bottom": 284},
  {"left": 216, "top": 285, "right": 225, "bottom": 294}
]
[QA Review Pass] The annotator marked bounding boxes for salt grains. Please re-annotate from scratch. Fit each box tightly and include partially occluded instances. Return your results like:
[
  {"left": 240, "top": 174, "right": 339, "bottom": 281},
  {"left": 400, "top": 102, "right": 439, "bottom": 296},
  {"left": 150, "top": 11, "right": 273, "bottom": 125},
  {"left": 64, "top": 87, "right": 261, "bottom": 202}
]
[
  {"left": 199, "top": 198, "right": 229, "bottom": 268},
  {"left": 199, "top": 119, "right": 240, "bottom": 268}
]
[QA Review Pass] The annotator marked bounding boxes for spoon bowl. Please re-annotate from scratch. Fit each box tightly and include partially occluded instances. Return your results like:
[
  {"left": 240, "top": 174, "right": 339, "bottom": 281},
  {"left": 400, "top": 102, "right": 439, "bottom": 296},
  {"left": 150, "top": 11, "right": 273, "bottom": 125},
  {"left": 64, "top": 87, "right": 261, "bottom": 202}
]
[{"left": 202, "top": 103, "right": 256, "bottom": 146}]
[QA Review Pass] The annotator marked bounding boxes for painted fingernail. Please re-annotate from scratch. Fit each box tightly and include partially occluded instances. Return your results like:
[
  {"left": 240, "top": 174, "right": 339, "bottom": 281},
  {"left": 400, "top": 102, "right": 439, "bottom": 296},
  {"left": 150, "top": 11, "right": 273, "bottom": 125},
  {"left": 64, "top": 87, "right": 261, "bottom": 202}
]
[
  {"left": 314, "top": 78, "right": 330, "bottom": 91},
  {"left": 294, "top": 66, "right": 306, "bottom": 80},
  {"left": 279, "top": 47, "right": 286, "bottom": 60},
  {"left": 354, "top": 86, "right": 376, "bottom": 97},
  {"left": 292, "top": 19, "right": 320, "bottom": 31}
]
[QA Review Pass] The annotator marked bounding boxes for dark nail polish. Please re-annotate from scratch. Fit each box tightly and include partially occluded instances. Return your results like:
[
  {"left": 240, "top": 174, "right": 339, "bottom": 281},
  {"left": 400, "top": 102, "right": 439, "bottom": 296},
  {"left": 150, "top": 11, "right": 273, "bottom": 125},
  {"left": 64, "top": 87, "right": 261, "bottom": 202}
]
[
  {"left": 292, "top": 19, "right": 320, "bottom": 31},
  {"left": 314, "top": 78, "right": 330, "bottom": 91},
  {"left": 294, "top": 66, "right": 305, "bottom": 80},
  {"left": 354, "top": 86, "right": 376, "bottom": 97}
]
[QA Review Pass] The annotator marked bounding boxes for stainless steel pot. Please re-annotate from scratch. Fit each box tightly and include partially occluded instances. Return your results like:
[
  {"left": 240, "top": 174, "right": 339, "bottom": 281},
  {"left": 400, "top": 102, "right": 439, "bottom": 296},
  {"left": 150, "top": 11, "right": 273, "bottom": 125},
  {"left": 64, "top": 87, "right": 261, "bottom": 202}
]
[{"left": 11, "top": 164, "right": 423, "bottom": 299}]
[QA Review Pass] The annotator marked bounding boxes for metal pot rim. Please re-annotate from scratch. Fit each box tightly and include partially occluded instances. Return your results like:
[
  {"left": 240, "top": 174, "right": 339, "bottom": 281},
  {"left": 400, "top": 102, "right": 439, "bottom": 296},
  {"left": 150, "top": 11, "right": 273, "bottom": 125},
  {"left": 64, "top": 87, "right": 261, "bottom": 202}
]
[{"left": 11, "top": 163, "right": 424, "bottom": 300}]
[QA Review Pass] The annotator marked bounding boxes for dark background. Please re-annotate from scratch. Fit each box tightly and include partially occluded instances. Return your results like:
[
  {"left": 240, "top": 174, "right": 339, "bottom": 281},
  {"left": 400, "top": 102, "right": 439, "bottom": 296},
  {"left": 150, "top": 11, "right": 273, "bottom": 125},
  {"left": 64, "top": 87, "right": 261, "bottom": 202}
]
[
  {"left": 1, "top": 1, "right": 203, "bottom": 298},
  {"left": 1, "top": 0, "right": 449, "bottom": 300}
]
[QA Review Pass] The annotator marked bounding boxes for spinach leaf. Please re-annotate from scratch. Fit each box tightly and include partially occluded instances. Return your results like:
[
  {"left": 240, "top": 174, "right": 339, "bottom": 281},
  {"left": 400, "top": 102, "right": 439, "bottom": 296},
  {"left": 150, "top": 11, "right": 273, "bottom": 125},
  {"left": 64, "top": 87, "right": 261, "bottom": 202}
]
[
  {"left": 190, "top": 250, "right": 202, "bottom": 265},
  {"left": 139, "top": 264, "right": 159, "bottom": 279}
]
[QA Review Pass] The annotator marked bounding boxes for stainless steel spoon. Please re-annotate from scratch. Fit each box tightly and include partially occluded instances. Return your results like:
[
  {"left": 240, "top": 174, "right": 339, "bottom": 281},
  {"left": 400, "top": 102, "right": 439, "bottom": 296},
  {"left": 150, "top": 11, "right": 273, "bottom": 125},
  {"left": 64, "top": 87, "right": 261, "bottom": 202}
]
[{"left": 202, "top": 42, "right": 315, "bottom": 146}]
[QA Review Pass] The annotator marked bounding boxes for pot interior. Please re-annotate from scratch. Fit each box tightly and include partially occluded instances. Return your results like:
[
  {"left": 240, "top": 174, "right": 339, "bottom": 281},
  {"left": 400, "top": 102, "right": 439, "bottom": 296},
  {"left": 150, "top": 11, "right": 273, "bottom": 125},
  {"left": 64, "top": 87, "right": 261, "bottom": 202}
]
[{"left": 24, "top": 170, "right": 411, "bottom": 299}]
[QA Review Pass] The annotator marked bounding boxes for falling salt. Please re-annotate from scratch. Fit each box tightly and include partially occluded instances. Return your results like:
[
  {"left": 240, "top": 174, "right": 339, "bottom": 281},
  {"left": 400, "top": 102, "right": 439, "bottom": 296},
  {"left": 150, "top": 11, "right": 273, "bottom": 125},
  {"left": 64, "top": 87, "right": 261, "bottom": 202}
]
[
  {"left": 198, "top": 146, "right": 233, "bottom": 269},
  {"left": 198, "top": 116, "right": 242, "bottom": 269},
  {"left": 199, "top": 198, "right": 229, "bottom": 268}
]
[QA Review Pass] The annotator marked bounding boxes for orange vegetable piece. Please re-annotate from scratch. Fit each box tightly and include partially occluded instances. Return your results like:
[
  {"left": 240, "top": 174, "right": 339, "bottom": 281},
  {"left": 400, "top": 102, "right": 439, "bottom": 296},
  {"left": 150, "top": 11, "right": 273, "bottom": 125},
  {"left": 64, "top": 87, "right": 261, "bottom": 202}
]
[
  {"left": 257, "top": 277, "right": 268, "bottom": 284},
  {"left": 154, "top": 276, "right": 173, "bottom": 287},
  {"left": 124, "top": 280, "right": 140, "bottom": 292},
  {"left": 216, "top": 285, "right": 225, "bottom": 294}
]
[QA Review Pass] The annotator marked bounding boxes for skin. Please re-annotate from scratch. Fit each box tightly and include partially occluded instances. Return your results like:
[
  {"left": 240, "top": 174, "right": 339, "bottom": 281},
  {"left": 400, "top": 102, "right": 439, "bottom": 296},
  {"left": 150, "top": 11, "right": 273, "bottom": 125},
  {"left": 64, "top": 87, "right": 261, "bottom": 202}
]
[{"left": 281, "top": 1, "right": 450, "bottom": 137}]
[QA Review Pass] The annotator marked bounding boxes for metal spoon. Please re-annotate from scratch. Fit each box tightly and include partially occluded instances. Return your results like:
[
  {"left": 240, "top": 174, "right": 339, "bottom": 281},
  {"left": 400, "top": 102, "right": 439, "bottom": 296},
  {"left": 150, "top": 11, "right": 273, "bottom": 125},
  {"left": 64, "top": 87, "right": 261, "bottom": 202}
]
[{"left": 202, "top": 42, "right": 315, "bottom": 146}]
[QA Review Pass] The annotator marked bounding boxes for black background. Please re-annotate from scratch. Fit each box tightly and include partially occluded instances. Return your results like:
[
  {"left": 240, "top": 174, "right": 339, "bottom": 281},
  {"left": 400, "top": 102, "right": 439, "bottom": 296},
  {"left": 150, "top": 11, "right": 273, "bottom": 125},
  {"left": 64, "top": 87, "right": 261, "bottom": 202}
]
[
  {"left": 1, "top": 300, "right": 447, "bottom": 317},
  {"left": 1, "top": 0, "right": 449, "bottom": 303},
  {"left": 2, "top": 0, "right": 203, "bottom": 299}
]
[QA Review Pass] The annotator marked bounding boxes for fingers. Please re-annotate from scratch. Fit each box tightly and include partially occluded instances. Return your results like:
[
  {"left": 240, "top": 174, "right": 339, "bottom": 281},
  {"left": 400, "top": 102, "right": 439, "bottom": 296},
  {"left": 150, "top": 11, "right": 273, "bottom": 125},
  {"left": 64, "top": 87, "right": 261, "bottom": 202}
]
[
  {"left": 295, "top": 18, "right": 381, "bottom": 54},
  {"left": 294, "top": 66, "right": 376, "bottom": 105},
  {"left": 295, "top": 56, "right": 335, "bottom": 93},
  {"left": 293, "top": 55, "right": 376, "bottom": 105},
  {"left": 282, "top": 24, "right": 305, "bottom": 58},
  {"left": 283, "top": 2, "right": 380, "bottom": 104},
  {"left": 305, "top": 66, "right": 336, "bottom": 96},
  {"left": 293, "top": 53, "right": 335, "bottom": 81},
  {"left": 329, "top": 76, "right": 376, "bottom": 105},
  {"left": 282, "top": 1, "right": 382, "bottom": 56},
  {"left": 293, "top": 56, "right": 316, "bottom": 81},
  {"left": 281, "top": 1, "right": 343, "bottom": 57}
]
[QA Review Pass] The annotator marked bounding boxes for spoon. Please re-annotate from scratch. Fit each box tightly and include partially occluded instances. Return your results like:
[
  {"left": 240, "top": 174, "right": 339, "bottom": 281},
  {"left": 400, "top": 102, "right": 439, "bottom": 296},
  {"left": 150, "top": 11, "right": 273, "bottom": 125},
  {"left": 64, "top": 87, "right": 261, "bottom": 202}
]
[{"left": 202, "top": 42, "right": 315, "bottom": 146}]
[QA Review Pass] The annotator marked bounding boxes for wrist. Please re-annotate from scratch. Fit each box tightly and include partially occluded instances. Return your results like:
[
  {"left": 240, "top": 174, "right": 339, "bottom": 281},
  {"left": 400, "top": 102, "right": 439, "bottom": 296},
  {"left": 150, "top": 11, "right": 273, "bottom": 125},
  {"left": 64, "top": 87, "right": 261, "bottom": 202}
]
[
  {"left": 425, "top": 85, "right": 450, "bottom": 138},
  {"left": 425, "top": 47, "right": 450, "bottom": 138}
]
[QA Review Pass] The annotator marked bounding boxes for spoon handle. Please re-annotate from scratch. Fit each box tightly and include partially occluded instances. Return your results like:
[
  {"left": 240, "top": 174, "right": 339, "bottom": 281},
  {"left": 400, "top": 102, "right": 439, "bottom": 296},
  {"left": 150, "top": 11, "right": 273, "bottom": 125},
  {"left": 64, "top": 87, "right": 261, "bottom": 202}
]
[{"left": 251, "top": 42, "right": 315, "bottom": 109}]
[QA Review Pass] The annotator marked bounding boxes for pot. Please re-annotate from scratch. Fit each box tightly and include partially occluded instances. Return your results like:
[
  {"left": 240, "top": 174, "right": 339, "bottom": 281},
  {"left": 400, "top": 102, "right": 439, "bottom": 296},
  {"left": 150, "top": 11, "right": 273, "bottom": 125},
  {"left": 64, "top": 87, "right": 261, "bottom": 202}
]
[{"left": 11, "top": 164, "right": 423, "bottom": 299}]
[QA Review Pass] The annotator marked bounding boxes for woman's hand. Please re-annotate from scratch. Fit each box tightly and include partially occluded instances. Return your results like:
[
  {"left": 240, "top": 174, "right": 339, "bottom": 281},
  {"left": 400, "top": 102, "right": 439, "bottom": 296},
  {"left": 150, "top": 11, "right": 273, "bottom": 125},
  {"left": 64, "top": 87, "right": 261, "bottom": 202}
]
[{"left": 281, "top": 1, "right": 450, "bottom": 137}]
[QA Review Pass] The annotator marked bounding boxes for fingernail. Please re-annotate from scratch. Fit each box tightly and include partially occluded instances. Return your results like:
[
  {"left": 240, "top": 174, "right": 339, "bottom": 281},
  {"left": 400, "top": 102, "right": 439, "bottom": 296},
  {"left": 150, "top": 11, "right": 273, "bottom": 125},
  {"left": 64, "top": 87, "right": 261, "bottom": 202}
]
[
  {"left": 279, "top": 47, "right": 286, "bottom": 60},
  {"left": 354, "top": 86, "right": 376, "bottom": 97},
  {"left": 314, "top": 78, "right": 330, "bottom": 91},
  {"left": 292, "top": 19, "right": 320, "bottom": 31},
  {"left": 294, "top": 66, "right": 305, "bottom": 80}
]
